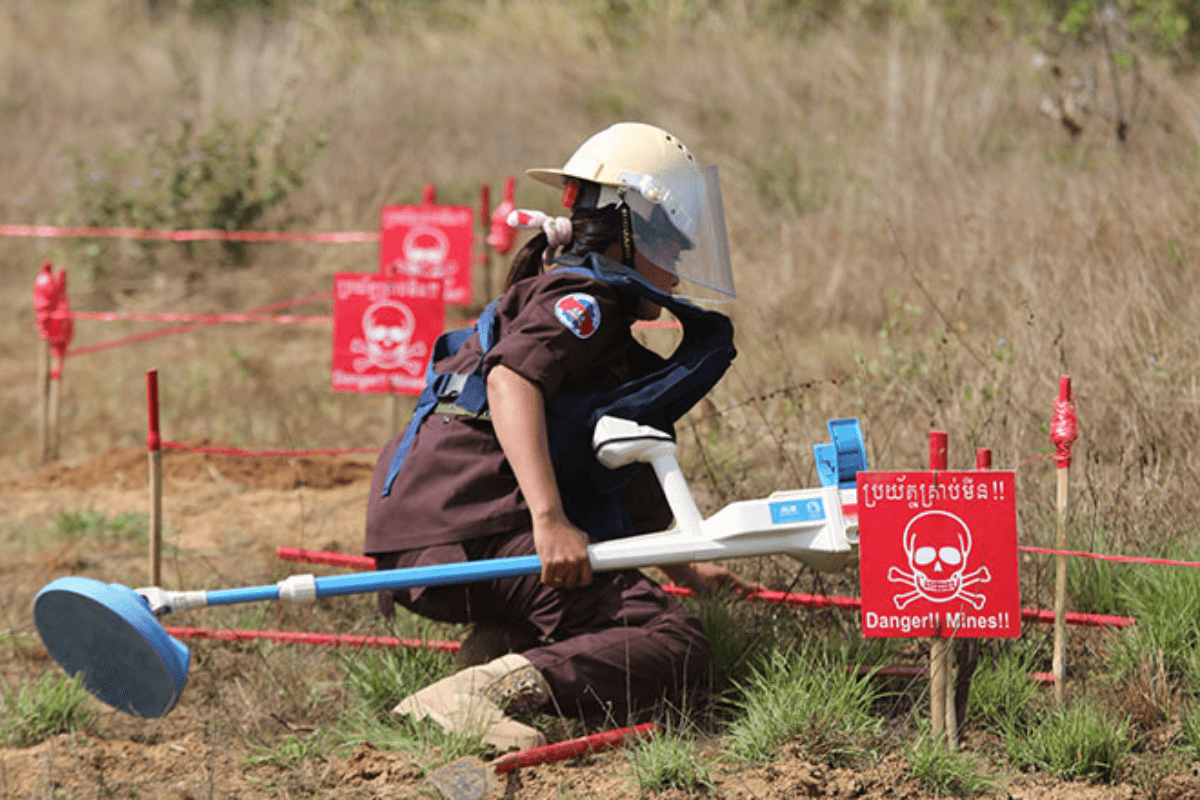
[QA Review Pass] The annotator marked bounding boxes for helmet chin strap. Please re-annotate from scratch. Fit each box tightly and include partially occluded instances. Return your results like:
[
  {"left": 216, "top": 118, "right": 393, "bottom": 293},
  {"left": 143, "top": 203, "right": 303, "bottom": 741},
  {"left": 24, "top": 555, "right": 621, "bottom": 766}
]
[{"left": 617, "top": 202, "right": 635, "bottom": 268}]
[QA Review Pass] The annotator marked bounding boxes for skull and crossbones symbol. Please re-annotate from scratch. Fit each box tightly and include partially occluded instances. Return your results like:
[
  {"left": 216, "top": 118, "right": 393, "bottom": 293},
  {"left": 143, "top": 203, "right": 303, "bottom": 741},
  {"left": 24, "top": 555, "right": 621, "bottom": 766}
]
[
  {"left": 393, "top": 226, "right": 453, "bottom": 279},
  {"left": 887, "top": 510, "right": 991, "bottom": 610},
  {"left": 350, "top": 300, "right": 427, "bottom": 374}
]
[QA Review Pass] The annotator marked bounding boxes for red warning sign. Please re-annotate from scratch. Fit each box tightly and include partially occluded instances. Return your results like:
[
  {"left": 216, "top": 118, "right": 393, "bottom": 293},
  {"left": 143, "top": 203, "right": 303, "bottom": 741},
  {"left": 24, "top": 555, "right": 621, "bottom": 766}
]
[
  {"left": 857, "top": 471, "right": 1020, "bottom": 638},
  {"left": 379, "top": 204, "right": 474, "bottom": 306},
  {"left": 331, "top": 272, "right": 444, "bottom": 395}
]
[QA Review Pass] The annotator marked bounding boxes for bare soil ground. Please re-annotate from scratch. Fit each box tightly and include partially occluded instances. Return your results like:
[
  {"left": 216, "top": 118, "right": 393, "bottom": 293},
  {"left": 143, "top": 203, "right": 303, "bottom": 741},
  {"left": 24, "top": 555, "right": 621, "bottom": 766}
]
[{"left": 3, "top": 446, "right": 1198, "bottom": 798}]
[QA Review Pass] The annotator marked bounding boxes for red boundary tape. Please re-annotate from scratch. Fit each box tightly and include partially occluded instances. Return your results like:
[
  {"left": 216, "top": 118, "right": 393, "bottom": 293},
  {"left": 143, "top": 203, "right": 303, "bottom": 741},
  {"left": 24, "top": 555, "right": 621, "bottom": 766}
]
[{"left": 2, "top": 223, "right": 378, "bottom": 243}]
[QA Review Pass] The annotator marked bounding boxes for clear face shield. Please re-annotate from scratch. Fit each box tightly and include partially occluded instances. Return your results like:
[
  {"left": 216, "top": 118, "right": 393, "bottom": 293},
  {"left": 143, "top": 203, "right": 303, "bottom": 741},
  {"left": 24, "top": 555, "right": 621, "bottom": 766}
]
[{"left": 602, "top": 165, "right": 736, "bottom": 300}]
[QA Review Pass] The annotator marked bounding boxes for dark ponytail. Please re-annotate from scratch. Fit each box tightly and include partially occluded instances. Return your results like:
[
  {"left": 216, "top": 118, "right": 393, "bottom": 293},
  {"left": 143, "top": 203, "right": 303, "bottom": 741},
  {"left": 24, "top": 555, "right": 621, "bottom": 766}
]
[{"left": 503, "top": 196, "right": 631, "bottom": 290}]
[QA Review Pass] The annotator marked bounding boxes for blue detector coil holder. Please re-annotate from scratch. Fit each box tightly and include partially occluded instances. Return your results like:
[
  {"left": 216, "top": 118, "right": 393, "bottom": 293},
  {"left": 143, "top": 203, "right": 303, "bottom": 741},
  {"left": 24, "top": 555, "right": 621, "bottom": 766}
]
[
  {"left": 33, "top": 577, "right": 190, "bottom": 718},
  {"left": 813, "top": 418, "right": 867, "bottom": 489}
]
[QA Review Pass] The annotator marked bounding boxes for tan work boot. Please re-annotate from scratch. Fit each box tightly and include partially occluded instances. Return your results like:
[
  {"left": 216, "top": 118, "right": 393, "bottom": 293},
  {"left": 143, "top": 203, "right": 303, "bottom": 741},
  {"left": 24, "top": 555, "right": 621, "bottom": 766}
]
[{"left": 393, "top": 653, "right": 551, "bottom": 751}]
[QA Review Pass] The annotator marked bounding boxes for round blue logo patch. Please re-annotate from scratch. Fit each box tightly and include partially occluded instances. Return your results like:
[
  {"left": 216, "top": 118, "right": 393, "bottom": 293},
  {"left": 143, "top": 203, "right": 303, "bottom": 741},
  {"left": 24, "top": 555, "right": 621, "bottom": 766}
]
[{"left": 554, "top": 293, "right": 601, "bottom": 339}]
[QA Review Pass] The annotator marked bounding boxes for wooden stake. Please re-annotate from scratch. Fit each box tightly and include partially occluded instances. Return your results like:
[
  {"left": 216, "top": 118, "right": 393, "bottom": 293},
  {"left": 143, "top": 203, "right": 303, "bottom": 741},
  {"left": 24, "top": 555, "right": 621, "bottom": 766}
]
[
  {"left": 928, "top": 430, "right": 950, "bottom": 741},
  {"left": 37, "top": 338, "right": 51, "bottom": 464},
  {"left": 1052, "top": 465, "right": 1070, "bottom": 703},
  {"left": 388, "top": 390, "right": 402, "bottom": 435},
  {"left": 146, "top": 370, "right": 163, "bottom": 587},
  {"left": 48, "top": 368, "right": 62, "bottom": 461}
]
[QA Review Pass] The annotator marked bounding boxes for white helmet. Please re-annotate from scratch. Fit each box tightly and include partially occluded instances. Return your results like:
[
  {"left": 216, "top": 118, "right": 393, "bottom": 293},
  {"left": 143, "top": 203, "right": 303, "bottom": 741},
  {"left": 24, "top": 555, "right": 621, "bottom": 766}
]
[{"left": 527, "top": 122, "right": 735, "bottom": 299}]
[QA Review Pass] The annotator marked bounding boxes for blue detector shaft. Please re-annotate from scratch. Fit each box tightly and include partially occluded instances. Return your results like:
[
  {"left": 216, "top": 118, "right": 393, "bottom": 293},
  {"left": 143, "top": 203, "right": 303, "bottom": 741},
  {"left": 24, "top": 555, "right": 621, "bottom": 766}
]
[{"left": 34, "top": 555, "right": 543, "bottom": 719}]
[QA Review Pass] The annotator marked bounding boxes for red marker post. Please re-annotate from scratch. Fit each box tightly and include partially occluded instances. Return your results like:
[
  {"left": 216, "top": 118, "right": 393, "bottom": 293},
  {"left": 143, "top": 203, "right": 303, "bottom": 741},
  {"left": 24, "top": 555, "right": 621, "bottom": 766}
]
[
  {"left": 1050, "top": 375, "right": 1078, "bottom": 702},
  {"left": 479, "top": 183, "right": 493, "bottom": 305},
  {"left": 146, "top": 369, "right": 163, "bottom": 586}
]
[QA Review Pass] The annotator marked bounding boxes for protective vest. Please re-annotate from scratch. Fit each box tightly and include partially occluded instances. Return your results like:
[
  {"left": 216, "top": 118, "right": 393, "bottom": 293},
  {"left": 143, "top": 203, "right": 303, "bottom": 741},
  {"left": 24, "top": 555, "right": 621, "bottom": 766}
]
[{"left": 380, "top": 252, "right": 736, "bottom": 541}]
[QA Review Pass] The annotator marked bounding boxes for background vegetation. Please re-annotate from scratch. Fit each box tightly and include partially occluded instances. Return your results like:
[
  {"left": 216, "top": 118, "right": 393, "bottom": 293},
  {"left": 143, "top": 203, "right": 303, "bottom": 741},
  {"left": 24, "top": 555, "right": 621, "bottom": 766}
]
[{"left": 3, "top": 0, "right": 1200, "bottom": 794}]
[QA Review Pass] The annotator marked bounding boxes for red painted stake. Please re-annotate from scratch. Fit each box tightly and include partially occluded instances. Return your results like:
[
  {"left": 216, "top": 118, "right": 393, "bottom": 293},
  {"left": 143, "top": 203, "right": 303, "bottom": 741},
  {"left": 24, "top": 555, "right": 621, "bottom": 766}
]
[
  {"left": 147, "top": 369, "right": 163, "bottom": 586},
  {"left": 491, "top": 722, "right": 657, "bottom": 773}
]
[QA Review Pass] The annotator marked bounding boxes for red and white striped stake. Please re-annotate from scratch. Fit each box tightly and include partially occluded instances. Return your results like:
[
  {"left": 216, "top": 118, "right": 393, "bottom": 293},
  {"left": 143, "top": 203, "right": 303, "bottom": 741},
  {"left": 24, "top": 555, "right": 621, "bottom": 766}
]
[
  {"left": 1050, "top": 375, "right": 1078, "bottom": 702},
  {"left": 147, "top": 369, "right": 164, "bottom": 586}
]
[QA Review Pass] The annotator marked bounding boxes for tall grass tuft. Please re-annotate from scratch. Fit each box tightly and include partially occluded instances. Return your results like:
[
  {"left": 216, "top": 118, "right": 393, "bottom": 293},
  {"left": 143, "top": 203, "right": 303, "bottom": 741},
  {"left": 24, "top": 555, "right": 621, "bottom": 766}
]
[
  {"left": 1009, "top": 698, "right": 1132, "bottom": 783},
  {"left": 627, "top": 726, "right": 716, "bottom": 795},
  {"left": 905, "top": 731, "right": 995, "bottom": 797},
  {"left": 1112, "top": 558, "right": 1200, "bottom": 692},
  {"left": 1, "top": 672, "right": 97, "bottom": 747},
  {"left": 965, "top": 642, "right": 1041, "bottom": 736},
  {"left": 725, "top": 645, "right": 883, "bottom": 766}
]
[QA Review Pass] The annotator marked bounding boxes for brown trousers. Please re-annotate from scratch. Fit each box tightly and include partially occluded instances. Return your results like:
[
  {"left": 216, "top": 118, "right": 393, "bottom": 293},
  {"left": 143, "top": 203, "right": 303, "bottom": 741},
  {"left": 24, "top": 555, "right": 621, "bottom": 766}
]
[{"left": 375, "top": 530, "right": 710, "bottom": 724}]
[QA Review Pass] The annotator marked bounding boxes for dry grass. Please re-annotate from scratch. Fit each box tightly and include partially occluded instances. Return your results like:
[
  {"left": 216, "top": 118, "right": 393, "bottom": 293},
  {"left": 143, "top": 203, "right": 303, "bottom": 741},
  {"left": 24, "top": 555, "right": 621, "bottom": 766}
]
[{"left": 2, "top": 0, "right": 1200, "bottom": 632}]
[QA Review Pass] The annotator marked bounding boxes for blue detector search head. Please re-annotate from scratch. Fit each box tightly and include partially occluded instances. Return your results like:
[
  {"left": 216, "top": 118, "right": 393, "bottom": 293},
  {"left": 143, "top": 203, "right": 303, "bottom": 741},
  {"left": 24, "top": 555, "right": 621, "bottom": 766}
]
[{"left": 33, "top": 576, "right": 190, "bottom": 718}]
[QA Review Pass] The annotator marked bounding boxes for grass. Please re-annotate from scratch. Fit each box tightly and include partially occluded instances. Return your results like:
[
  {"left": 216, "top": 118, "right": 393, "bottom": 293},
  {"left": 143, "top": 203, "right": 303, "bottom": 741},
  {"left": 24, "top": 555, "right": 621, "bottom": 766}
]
[
  {"left": 905, "top": 732, "right": 995, "bottom": 797},
  {"left": 725, "top": 645, "right": 884, "bottom": 767},
  {"left": 965, "top": 642, "right": 1042, "bottom": 736},
  {"left": 0, "top": 672, "right": 97, "bottom": 747},
  {"left": 54, "top": 506, "right": 147, "bottom": 545},
  {"left": 1010, "top": 698, "right": 1132, "bottom": 783},
  {"left": 627, "top": 727, "right": 716, "bottom": 795},
  {"left": 1112, "top": 555, "right": 1200, "bottom": 690}
]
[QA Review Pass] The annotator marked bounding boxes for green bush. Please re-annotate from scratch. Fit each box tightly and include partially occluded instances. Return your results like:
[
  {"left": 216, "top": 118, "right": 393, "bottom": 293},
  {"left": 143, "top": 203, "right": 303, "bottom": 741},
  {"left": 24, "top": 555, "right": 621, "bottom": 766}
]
[{"left": 71, "top": 110, "right": 326, "bottom": 288}]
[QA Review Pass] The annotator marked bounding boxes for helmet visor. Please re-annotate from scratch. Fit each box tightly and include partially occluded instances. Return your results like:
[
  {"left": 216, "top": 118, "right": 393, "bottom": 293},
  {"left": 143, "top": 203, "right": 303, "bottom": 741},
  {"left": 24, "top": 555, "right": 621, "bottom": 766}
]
[{"left": 617, "top": 165, "right": 735, "bottom": 300}]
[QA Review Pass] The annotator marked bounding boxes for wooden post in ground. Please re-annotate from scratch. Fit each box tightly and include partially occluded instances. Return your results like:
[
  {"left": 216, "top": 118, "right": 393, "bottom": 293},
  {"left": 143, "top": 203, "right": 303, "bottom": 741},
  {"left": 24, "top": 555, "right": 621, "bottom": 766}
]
[
  {"left": 146, "top": 370, "right": 164, "bottom": 587},
  {"left": 951, "top": 448, "right": 991, "bottom": 740},
  {"left": 47, "top": 366, "right": 63, "bottom": 461},
  {"left": 37, "top": 337, "right": 51, "bottom": 464},
  {"left": 388, "top": 384, "right": 403, "bottom": 435},
  {"left": 1050, "top": 375, "right": 1077, "bottom": 703},
  {"left": 928, "top": 430, "right": 951, "bottom": 742}
]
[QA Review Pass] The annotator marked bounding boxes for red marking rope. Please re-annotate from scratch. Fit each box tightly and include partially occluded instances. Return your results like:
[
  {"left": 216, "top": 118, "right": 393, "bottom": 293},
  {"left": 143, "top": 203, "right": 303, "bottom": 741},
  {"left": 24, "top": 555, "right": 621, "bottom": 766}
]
[
  {"left": 165, "top": 626, "right": 459, "bottom": 652},
  {"left": 272, "top": 548, "right": 1136, "bottom": 629},
  {"left": 1018, "top": 544, "right": 1200, "bottom": 570},
  {"left": 491, "top": 722, "right": 656, "bottom": 773},
  {"left": 65, "top": 291, "right": 334, "bottom": 358},
  {"left": 164, "top": 441, "right": 378, "bottom": 457},
  {"left": 72, "top": 311, "right": 331, "bottom": 324},
  {"left": 1, "top": 223, "right": 378, "bottom": 243}
]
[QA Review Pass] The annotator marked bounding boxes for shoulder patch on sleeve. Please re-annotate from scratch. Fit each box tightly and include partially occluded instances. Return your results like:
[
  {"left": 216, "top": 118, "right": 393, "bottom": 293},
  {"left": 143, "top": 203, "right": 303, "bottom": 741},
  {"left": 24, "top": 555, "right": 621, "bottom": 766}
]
[{"left": 553, "top": 293, "right": 601, "bottom": 339}]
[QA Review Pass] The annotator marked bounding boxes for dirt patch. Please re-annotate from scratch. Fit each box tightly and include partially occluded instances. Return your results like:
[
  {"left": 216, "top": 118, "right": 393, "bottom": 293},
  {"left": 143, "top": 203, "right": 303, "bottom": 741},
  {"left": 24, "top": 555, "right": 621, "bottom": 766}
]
[{"left": 11, "top": 439, "right": 377, "bottom": 493}]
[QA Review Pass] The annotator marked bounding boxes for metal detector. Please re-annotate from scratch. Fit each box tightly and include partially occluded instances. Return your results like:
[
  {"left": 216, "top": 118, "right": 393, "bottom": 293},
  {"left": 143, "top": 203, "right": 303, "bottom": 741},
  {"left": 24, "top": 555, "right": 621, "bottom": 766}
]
[{"left": 33, "top": 415, "right": 866, "bottom": 718}]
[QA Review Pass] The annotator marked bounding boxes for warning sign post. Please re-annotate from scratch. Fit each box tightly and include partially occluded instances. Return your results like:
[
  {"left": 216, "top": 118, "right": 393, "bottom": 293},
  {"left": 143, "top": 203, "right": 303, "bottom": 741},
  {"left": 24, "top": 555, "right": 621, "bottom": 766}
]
[
  {"left": 379, "top": 204, "right": 475, "bottom": 306},
  {"left": 331, "top": 272, "right": 444, "bottom": 396},
  {"left": 857, "top": 471, "right": 1020, "bottom": 639}
]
